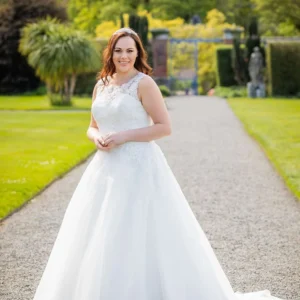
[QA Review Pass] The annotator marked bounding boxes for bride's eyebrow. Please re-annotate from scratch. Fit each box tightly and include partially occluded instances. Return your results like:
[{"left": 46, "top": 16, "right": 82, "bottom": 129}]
[{"left": 114, "top": 47, "right": 135, "bottom": 50}]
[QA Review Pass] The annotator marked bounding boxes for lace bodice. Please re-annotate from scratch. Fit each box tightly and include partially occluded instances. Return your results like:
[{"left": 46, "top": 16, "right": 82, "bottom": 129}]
[
  {"left": 91, "top": 71, "right": 161, "bottom": 165},
  {"left": 91, "top": 72, "right": 153, "bottom": 135}
]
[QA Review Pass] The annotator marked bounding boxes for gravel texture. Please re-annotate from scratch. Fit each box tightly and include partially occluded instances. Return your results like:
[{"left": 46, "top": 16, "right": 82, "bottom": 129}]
[{"left": 1, "top": 96, "right": 299, "bottom": 300}]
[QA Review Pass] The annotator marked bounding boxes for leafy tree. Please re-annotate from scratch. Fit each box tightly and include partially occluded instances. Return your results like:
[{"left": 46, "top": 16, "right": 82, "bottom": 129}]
[
  {"left": 216, "top": 0, "right": 254, "bottom": 30},
  {"left": 252, "top": 0, "right": 300, "bottom": 36},
  {"left": 0, "top": 0, "right": 67, "bottom": 93},
  {"left": 149, "top": 0, "right": 215, "bottom": 22},
  {"left": 69, "top": 0, "right": 218, "bottom": 34},
  {"left": 68, "top": 0, "right": 136, "bottom": 33},
  {"left": 19, "top": 18, "right": 100, "bottom": 105},
  {"left": 68, "top": 0, "right": 103, "bottom": 33}
]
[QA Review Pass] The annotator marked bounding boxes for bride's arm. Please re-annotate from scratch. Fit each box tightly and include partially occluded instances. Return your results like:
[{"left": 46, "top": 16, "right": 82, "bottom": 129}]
[
  {"left": 86, "top": 84, "right": 109, "bottom": 151},
  {"left": 122, "top": 76, "right": 172, "bottom": 143},
  {"left": 86, "top": 84, "right": 100, "bottom": 142}
]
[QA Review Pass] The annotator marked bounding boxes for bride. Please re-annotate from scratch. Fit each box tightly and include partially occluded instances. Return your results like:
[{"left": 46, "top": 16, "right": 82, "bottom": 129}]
[{"left": 32, "top": 27, "right": 282, "bottom": 300}]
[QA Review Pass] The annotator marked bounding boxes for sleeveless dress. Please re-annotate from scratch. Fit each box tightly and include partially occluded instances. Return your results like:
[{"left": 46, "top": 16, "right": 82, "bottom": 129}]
[{"left": 32, "top": 72, "right": 282, "bottom": 300}]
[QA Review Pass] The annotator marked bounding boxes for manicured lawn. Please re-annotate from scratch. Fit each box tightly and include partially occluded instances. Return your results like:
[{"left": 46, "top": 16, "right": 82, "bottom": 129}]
[
  {"left": 0, "top": 95, "right": 91, "bottom": 110},
  {"left": 1, "top": 95, "right": 299, "bottom": 220},
  {"left": 0, "top": 111, "right": 95, "bottom": 219},
  {"left": 228, "top": 98, "right": 300, "bottom": 200}
]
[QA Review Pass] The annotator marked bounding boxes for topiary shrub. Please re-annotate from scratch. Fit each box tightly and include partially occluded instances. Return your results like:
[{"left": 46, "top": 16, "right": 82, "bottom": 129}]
[
  {"left": 267, "top": 42, "right": 300, "bottom": 96},
  {"left": 231, "top": 38, "right": 248, "bottom": 85},
  {"left": 215, "top": 46, "right": 236, "bottom": 86}
]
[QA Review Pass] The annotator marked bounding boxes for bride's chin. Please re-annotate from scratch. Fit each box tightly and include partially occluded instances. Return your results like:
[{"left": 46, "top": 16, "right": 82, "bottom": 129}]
[{"left": 116, "top": 66, "right": 134, "bottom": 73}]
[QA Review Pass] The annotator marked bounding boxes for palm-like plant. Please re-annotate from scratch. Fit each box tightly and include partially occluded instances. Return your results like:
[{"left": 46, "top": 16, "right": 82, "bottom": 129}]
[{"left": 19, "top": 18, "right": 100, "bottom": 105}]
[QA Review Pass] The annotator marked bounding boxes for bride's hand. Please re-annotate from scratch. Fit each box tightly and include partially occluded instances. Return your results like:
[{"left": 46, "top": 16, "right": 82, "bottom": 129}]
[
  {"left": 93, "top": 135, "right": 110, "bottom": 151},
  {"left": 102, "top": 131, "right": 128, "bottom": 149}
]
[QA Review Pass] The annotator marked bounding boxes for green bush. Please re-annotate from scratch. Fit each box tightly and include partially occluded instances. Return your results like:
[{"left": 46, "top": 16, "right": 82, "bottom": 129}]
[
  {"left": 159, "top": 85, "right": 171, "bottom": 97},
  {"left": 215, "top": 46, "right": 236, "bottom": 86},
  {"left": 267, "top": 42, "right": 300, "bottom": 96},
  {"left": 214, "top": 86, "right": 247, "bottom": 98}
]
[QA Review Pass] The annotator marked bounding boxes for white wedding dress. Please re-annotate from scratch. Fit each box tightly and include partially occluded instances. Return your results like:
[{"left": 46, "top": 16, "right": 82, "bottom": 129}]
[{"left": 33, "top": 72, "right": 282, "bottom": 300}]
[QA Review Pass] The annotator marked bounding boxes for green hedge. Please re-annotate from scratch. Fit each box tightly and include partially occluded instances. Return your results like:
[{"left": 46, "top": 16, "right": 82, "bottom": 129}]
[
  {"left": 215, "top": 47, "right": 236, "bottom": 87},
  {"left": 267, "top": 42, "right": 300, "bottom": 96}
]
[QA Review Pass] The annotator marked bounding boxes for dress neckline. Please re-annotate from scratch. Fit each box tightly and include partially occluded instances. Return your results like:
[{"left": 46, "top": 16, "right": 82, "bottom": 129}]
[{"left": 108, "top": 71, "right": 141, "bottom": 89}]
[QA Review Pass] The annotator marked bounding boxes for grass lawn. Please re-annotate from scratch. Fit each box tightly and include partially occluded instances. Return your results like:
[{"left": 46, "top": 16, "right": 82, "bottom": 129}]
[
  {"left": 228, "top": 98, "right": 300, "bottom": 200},
  {"left": 0, "top": 111, "right": 95, "bottom": 220},
  {"left": 0, "top": 95, "right": 91, "bottom": 110}
]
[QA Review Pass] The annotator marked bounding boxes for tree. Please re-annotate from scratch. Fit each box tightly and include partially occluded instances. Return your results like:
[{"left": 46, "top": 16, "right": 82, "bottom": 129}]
[
  {"left": 128, "top": 14, "right": 149, "bottom": 46},
  {"left": 252, "top": 0, "right": 300, "bottom": 35},
  {"left": 216, "top": 0, "right": 254, "bottom": 30},
  {"left": 149, "top": 0, "right": 215, "bottom": 22},
  {"left": 19, "top": 18, "right": 101, "bottom": 105},
  {"left": 68, "top": 0, "right": 134, "bottom": 34},
  {"left": 0, "top": 0, "right": 67, "bottom": 93},
  {"left": 68, "top": 0, "right": 103, "bottom": 33},
  {"left": 69, "top": 0, "right": 217, "bottom": 34}
]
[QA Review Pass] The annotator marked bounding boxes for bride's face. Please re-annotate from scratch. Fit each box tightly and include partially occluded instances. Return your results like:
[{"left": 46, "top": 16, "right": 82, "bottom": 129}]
[{"left": 112, "top": 36, "right": 138, "bottom": 73}]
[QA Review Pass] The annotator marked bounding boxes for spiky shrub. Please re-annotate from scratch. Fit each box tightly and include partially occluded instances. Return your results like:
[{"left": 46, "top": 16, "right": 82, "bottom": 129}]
[{"left": 19, "top": 18, "right": 100, "bottom": 105}]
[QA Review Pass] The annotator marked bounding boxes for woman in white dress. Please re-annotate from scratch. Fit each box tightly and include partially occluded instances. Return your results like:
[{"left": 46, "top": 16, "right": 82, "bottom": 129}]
[{"left": 32, "top": 28, "right": 282, "bottom": 300}]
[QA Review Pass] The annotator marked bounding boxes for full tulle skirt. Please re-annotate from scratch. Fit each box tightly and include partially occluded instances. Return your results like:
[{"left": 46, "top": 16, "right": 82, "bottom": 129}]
[{"left": 33, "top": 141, "right": 282, "bottom": 300}]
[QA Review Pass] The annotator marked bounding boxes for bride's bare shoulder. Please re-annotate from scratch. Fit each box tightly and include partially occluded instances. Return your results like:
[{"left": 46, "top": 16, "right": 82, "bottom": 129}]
[{"left": 139, "top": 74, "right": 158, "bottom": 91}]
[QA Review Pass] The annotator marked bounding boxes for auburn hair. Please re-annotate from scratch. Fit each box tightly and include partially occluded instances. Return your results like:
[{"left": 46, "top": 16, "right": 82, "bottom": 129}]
[{"left": 97, "top": 28, "right": 152, "bottom": 85}]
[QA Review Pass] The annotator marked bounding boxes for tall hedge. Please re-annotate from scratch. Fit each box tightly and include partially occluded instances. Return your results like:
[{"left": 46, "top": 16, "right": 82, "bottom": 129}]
[
  {"left": 215, "top": 47, "right": 236, "bottom": 87},
  {"left": 267, "top": 42, "right": 300, "bottom": 96}
]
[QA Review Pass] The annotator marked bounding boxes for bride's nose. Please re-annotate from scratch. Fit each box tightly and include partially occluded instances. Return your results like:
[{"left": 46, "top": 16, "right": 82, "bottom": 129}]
[{"left": 120, "top": 51, "right": 128, "bottom": 59}]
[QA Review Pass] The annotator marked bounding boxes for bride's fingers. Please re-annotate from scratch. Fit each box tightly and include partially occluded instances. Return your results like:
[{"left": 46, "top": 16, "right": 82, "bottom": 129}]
[
  {"left": 95, "top": 139, "right": 109, "bottom": 151},
  {"left": 102, "top": 136, "right": 109, "bottom": 143},
  {"left": 96, "top": 143, "right": 104, "bottom": 150},
  {"left": 103, "top": 132, "right": 115, "bottom": 141},
  {"left": 105, "top": 143, "right": 115, "bottom": 149},
  {"left": 104, "top": 138, "right": 112, "bottom": 145}
]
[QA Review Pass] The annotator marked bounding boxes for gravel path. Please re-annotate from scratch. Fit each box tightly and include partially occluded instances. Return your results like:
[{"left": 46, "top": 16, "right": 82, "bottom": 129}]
[{"left": 1, "top": 96, "right": 299, "bottom": 300}]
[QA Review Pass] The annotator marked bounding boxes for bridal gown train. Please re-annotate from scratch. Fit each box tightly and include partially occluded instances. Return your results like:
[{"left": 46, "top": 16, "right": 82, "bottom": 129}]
[{"left": 33, "top": 72, "right": 282, "bottom": 300}]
